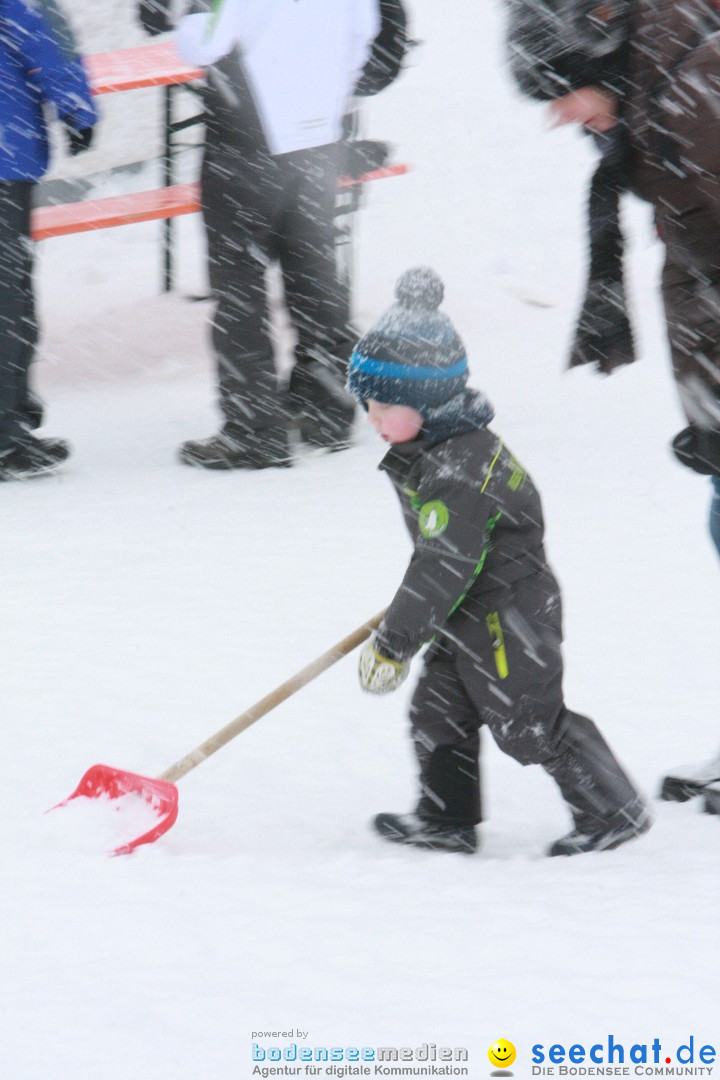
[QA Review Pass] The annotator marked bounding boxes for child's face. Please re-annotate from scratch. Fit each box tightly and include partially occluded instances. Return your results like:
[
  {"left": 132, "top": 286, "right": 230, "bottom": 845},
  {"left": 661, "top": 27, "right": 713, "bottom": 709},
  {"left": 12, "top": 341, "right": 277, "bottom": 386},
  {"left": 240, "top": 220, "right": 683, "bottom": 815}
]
[{"left": 367, "top": 400, "right": 423, "bottom": 444}]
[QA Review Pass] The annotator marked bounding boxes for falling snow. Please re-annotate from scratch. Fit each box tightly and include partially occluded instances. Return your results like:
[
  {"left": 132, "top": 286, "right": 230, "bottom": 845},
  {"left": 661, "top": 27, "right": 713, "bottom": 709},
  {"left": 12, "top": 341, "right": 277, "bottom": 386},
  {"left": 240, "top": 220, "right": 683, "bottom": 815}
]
[{"left": 1, "top": 1, "right": 718, "bottom": 1078}]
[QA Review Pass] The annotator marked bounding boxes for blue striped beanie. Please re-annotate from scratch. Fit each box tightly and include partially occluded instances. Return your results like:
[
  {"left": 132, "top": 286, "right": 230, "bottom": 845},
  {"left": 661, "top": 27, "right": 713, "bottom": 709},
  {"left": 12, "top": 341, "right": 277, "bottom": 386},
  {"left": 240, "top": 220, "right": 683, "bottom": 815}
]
[{"left": 347, "top": 268, "right": 469, "bottom": 414}]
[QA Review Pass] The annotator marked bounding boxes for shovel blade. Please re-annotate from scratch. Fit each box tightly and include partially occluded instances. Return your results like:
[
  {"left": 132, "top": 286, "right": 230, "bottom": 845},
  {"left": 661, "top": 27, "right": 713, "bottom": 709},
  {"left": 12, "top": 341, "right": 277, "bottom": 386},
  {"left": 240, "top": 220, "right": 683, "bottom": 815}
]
[{"left": 54, "top": 763, "right": 179, "bottom": 856}]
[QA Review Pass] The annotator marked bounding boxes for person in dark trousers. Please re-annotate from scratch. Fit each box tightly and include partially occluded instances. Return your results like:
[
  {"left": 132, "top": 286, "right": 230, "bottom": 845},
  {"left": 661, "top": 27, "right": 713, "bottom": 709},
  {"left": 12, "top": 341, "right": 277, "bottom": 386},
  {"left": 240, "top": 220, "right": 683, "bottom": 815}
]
[
  {"left": 0, "top": 0, "right": 97, "bottom": 482},
  {"left": 505, "top": 0, "right": 720, "bottom": 557},
  {"left": 138, "top": 2, "right": 408, "bottom": 468},
  {"left": 137, "top": 0, "right": 381, "bottom": 471},
  {"left": 505, "top": 0, "right": 720, "bottom": 810},
  {"left": 347, "top": 267, "right": 651, "bottom": 856}
]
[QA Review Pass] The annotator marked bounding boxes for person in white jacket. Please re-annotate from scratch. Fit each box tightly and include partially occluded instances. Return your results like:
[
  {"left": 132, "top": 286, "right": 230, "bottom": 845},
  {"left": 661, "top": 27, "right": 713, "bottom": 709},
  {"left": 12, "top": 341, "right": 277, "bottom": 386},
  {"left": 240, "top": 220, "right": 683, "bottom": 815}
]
[{"left": 175, "top": 0, "right": 379, "bottom": 469}]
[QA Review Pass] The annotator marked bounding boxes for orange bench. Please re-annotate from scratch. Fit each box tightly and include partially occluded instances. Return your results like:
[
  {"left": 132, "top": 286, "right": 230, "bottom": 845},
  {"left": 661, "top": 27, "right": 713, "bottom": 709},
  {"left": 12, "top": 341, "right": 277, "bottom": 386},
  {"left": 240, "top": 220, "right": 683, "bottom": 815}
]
[
  {"left": 32, "top": 166, "right": 410, "bottom": 242},
  {"left": 84, "top": 41, "right": 203, "bottom": 93},
  {"left": 32, "top": 182, "right": 199, "bottom": 241}
]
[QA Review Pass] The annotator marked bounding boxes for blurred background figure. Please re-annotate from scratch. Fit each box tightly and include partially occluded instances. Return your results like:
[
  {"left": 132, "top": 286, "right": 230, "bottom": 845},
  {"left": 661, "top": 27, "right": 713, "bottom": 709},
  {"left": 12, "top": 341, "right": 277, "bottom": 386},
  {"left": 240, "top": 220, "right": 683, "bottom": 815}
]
[
  {"left": 505, "top": 0, "right": 720, "bottom": 557},
  {"left": 0, "top": 0, "right": 97, "bottom": 481},
  {"left": 138, "top": 0, "right": 411, "bottom": 471},
  {"left": 505, "top": 0, "right": 720, "bottom": 810}
]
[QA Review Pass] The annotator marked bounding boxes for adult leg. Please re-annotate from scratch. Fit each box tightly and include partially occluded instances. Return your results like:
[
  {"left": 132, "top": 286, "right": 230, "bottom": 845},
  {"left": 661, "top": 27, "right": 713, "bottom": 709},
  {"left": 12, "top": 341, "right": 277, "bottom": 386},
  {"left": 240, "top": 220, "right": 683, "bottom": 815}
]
[
  {"left": 0, "top": 182, "right": 40, "bottom": 451},
  {"left": 0, "top": 183, "right": 67, "bottom": 480},
  {"left": 277, "top": 146, "right": 357, "bottom": 449},
  {"left": 662, "top": 261, "right": 720, "bottom": 552},
  {"left": 661, "top": 250, "right": 720, "bottom": 472},
  {"left": 710, "top": 475, "right": 720, "bottom": 558},
  {"left": 180, "top": 146, "right": 291, "bottom": 469}
]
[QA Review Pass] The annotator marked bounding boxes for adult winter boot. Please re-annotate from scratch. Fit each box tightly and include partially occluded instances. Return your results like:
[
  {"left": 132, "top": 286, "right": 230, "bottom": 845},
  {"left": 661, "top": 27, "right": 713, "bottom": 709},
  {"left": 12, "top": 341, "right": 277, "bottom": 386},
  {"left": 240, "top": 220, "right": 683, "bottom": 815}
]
[
  {"left": 288, "top": 360, "right": 356, "bottom": 450},
  {"left": 373, "top": 812, "right": 477, "bottom": 853},
  {"left": 659, "top": 750, "right": 720, "bottom": 802},
  {"left": 0, "top": 435, "right": 70, "bottom": 480},
  {"left": 702, "top": 782, "right": 720, "bottom": 815},
  {"left": 178, "top": 428, "right": 292, "bottom": 470}
]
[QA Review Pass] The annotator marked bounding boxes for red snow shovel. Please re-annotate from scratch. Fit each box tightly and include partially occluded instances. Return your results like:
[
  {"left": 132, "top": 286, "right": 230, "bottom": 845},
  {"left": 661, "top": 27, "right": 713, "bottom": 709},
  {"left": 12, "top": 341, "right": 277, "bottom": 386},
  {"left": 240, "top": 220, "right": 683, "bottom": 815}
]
[{"left": 52, "top": 610, "right": 386, "bottom": 856}]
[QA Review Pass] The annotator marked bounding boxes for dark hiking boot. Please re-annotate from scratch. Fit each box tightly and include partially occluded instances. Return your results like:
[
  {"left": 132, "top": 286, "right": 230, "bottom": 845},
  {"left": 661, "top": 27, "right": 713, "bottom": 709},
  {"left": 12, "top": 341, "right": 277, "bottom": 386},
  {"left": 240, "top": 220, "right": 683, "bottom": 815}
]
[
  {"left": 373, "top": 812, "right": 477, "bottom": 854},
  {"left": 548, "top": 807, "right": 652, "bottom": 857},
  {"left": 288, "top": 361, "right": 356, "bottom": 450},
  {"left": 21, "top": 391, "right": 44, "bottom": 430},
  {"left": 178, "top": 430, "right": 292, "bottom": 470},
  {"left": 659, "top": 751, "right": 720, "bottom": 802},
  {"left": 0, "top": 435, "right": 70, "bottom": 480},
  {"left": 703, "top": 783, "right": 720, "bottom": 815}
]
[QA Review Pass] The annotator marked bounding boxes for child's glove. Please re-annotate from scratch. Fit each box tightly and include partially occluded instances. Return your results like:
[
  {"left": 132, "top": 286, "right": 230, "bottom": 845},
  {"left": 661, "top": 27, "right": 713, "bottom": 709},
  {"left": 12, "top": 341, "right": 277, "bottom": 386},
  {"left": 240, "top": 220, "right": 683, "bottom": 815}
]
[{"left": 358, "top": 635, "right": 410, "bottom": 695}]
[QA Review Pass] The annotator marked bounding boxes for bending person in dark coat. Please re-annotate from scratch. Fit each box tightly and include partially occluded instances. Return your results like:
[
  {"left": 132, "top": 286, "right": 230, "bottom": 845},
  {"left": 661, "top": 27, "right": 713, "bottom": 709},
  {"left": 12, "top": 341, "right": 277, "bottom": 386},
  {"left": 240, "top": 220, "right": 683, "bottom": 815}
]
[
  {"left": 505, "top": 0, "right": 720, "bottom": 808},
  {"left": 505, "top": 0, "right": 720, "bottom": 556}
]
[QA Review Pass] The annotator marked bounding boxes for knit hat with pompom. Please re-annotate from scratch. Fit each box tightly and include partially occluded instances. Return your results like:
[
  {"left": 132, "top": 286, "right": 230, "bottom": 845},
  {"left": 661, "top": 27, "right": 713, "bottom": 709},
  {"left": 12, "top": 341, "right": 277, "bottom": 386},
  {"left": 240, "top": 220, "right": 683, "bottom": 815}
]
[{"left": 347, "top": 268, "right": 468, "bottom": 415}]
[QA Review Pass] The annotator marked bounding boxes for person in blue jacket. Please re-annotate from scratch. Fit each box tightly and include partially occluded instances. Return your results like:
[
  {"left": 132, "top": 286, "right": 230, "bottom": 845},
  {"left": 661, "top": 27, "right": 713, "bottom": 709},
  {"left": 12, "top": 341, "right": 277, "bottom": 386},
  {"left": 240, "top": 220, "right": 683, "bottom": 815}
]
[{"left": 0, "top": 0, "right": 97, "bottom": 481}]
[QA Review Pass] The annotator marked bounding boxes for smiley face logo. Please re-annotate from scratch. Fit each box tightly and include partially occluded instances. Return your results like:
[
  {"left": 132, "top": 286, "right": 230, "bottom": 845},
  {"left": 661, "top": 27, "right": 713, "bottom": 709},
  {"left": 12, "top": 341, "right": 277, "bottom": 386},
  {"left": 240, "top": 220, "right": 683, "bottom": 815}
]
[{"left": 488, "top": 1039, "right": 516, "bottom": 1070}]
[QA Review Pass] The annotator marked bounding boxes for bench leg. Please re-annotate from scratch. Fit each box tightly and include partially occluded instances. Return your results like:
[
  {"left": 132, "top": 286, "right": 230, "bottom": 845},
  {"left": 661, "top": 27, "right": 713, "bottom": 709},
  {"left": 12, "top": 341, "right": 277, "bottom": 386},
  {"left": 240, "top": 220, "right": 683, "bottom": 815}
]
[{"left": 162, "top": 84, "right": 174, "bottom": 293}]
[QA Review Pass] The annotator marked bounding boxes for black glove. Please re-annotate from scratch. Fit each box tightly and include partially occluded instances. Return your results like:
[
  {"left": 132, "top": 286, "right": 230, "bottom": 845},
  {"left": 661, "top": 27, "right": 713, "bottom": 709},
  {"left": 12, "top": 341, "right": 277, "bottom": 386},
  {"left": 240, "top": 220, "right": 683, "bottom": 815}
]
[
  {"left": 569, "top": 276, "right": 635, "bottom": 375},
  {"left": 342, "top": 139, "right": 390, "bottom": 180},
  {"left": 672, "top": 425, "right": 720, "bottom": 476},
  {"left": 138, "top": 0, "right": 172, "bottom": 36},
  {"left": 62, "top": 119, "right": 94, "bottom": 156}
]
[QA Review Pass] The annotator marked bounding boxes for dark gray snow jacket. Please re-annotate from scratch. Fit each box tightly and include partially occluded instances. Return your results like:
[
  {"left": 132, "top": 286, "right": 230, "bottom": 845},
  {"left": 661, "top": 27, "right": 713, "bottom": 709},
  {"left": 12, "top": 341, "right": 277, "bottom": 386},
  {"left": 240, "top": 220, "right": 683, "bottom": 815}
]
[{"left": 378, "top": 427, "right": 556, "bottom": 659}]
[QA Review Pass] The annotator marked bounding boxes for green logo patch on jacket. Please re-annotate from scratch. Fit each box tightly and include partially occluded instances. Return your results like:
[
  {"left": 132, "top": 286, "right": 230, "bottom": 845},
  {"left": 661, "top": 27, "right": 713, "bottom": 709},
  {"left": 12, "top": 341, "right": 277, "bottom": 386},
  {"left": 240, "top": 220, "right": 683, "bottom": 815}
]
[
  {"left": 507, "top": 456, "right": 526, "bottom": 491},
  {"left": 418, "top": 500, "right": 450, "bottom": 538}
]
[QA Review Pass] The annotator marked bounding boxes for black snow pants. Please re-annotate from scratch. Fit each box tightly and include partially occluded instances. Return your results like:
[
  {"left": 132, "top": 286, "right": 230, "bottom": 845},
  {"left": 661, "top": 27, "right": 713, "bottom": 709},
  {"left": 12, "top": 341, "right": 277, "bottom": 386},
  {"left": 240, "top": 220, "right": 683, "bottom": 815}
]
[
  {"left": 410, "top": 573, "right": 644, "bottom": 832},
  {"left": 201, "top": 138, "right": 355, "bottom": 450},
  {"left": 0, "top": 182, "right": 42, "bottom": 452}
]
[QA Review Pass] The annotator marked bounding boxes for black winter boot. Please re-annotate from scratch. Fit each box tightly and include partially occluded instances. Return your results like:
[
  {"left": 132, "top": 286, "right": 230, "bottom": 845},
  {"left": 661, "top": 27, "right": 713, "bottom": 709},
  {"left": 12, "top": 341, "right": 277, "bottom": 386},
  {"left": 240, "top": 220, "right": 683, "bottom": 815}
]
[
  {"left": 660, "top": 750, "right": 720, "bottom": 802},
  {"left": 373, "top": 812, "right": 478, "bottom": 853},
  {"left": 178, "top": 429, "right": 292, "bottom": 470},
  {"left": 542, "top": 710, "right": 652, "bottom": 857},
  {"left": 702, "top": 782, "right": 720, "bottom": 815},
  {"left": 288, "top": 361, "right": 356, "bottom": 450},
  {"left": 0, "top": 435, "right": 70, "bottom": 480},
  {"left": 549, "top": 802, "right": 652, "bottom": 857}
]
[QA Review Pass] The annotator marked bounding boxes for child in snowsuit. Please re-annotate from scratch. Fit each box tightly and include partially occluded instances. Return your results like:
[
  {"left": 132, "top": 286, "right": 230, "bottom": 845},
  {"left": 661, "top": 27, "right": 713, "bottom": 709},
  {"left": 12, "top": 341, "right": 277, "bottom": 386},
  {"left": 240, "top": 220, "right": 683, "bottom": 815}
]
[{"left": 347, "top": 267, "right": 651, "bottom": 856}]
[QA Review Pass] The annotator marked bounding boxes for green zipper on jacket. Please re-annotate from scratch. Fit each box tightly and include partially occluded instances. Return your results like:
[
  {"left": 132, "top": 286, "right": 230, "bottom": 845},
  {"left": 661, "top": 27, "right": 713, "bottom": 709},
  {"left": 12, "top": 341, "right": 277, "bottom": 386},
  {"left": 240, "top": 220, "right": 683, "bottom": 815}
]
[
  {"left": 486, "top": 610, "right": 509, "bottom": 680},
  {"left": 446, "top": 510, "right": 503, "bottom": 620},
  {"left": 409, "top": 436, "right": 505, "bottom": 642}
]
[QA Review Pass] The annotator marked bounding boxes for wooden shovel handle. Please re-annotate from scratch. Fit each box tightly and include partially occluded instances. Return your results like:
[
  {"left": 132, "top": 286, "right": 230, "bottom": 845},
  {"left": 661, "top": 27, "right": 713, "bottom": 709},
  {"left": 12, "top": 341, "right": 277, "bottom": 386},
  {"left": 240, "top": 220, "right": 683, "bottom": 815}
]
[{"left": 159, "top": 610, "right": 386, "bottom": 784}]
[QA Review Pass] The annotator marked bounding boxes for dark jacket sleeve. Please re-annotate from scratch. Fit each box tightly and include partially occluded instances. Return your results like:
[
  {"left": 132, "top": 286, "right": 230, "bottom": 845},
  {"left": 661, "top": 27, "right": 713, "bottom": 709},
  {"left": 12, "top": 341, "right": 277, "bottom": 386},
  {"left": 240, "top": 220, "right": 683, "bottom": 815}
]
[
  {"left": 6, "top": 0, "right": 97, "bottom": 130},
  {"left": 380, "top": 456, "right": 500, "bottom": 659},
  {"left": 354, "top": 0, "right": 408, "bottom": 96}
]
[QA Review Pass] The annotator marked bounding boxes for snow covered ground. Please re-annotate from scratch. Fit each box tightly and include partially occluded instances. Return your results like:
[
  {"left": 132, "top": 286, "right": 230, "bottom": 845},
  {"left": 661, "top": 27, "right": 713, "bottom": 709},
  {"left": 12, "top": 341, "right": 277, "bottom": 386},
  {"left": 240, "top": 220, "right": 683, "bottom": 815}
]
[{"left": 2, "top": 2, "right": 719, "bottom": 1078}]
